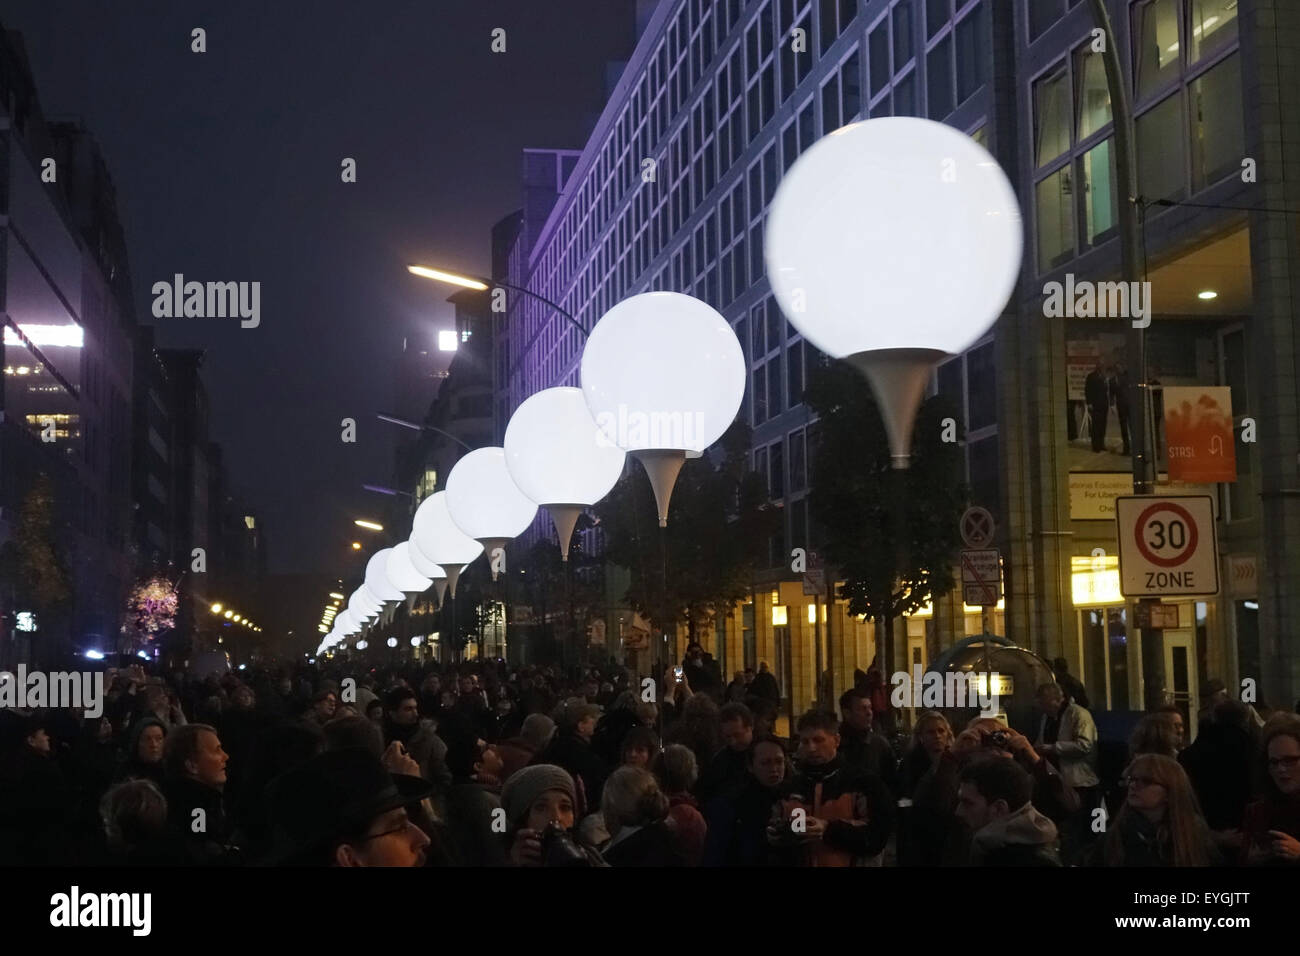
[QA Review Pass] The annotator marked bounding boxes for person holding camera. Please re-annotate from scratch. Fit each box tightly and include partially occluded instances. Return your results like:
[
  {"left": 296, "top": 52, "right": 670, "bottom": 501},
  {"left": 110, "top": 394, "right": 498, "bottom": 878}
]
[{"left": 501, "top": 764, "right": 605, "bottom": 867}]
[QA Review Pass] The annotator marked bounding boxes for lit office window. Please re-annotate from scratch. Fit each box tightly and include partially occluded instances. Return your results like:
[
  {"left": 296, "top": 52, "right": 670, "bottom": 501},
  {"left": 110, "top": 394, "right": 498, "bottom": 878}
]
[
  {"left": 1190, "top": 53, "right": 1243, "bottom": 191},
  {"left": 1134, "top": 0, "right": 1181, "bottom": 99},
  {"left": 1136, "top": 93, "right": 1185, "bottom": 202},
  {"left": 1189, "top": 0, "right": 1237, "bottom": 64},
  {"left": 1036, "top": 166, "right": 1074, "bottom": 271},
  {"left": 1034, "top": 65, "right": 1071, "bottom": 167},
  {"left": 1081, "top": 138, "right": 1118, "bottom": 246},
  {"left": 1075, "top": 44, "right": 1111, "bottom": 139}
]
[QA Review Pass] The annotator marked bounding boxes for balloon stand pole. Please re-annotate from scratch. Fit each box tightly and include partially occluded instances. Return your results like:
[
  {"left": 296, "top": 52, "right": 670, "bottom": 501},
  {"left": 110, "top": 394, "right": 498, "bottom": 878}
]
[
  {"left": 480, "top": 538, "right": 510, "bottom": 581},
  {"left": 843, "top": 348, "right": 946, "bottom": 469},
  {"left": 444, "top": 565, "right": 463, "bottom": 599}
]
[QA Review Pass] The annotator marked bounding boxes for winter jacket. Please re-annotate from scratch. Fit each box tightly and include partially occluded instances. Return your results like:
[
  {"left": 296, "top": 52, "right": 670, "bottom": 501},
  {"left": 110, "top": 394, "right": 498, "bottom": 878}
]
[
  {"left": 969, "top": 802, "right": 1061, "bottom": 867},
  {"left": 164, "top": 776, "right": 237, "bottom": 865},
  {"left": 1179, "top": 722, "right": 1255, "bottom": 830},
  {"left": 666, "top": 793, "right": 707, "bottom": 866},
  {"left": 695, "top": 746, "right": 751, "bottom": 805},
  {"left": 1241, "top": 793, "right": 1300, "bottom": 866},
  {"left": 769, "top": 755, "right": 896, "bottom": 866},
  {"left": 603, "top": 820, "right": 684, "bottom": 866},
  {"left": 1036, "top": 701, "right": 1099, "bottom": 789},
  {"left": 838, "top": 725, "right": 899, "bottom": 797},
  {"left": 533, "top": 731, "right": 609, "bottom": 819},
  {"left": 703, "top": 776, "right": 787, "bottom": 867}
]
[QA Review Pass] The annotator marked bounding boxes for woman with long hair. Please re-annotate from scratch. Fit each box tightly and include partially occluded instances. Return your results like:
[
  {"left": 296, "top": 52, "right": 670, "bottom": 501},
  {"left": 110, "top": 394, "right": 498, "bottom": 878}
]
[
  {"left": 897, "top": 711, "right": 957, "bottom": 866},
  {"left": 1102, "top": 753, "right": 1218, "bottom": 866}
]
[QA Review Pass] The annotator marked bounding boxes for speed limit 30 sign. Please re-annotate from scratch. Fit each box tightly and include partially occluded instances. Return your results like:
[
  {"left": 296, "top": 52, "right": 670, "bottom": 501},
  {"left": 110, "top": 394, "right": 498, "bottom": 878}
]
[{"left": 1115, "top": 496, "right": 1220, "bottom": 597}]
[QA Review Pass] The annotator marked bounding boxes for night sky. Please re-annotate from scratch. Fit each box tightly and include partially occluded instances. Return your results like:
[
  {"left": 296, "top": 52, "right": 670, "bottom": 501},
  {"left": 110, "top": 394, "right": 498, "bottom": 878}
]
[{"left": 6, "top": 0, "right": 641, "bottom": 573}]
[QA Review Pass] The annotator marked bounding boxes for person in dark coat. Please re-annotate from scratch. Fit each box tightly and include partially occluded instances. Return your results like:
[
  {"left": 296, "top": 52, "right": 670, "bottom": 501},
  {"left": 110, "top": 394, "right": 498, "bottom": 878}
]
[
  {"left": 441, "top": 733, "right": 508, "bottom": 866},
  {"left": 695, "top": 702, "right": 755, "bottom": 806},
  {"left": 1179, "top": 699, "right": 1257, "bottom": 832},
  {"left": 955, "top": 756, "right": 1061, "bottom": 866},
  {"left": 600, "top": 766, "right": 684, "bottom": 866},
  {"left": 1051, "top": 658, "right": 1090, "bottom": 709},
  {"left": 162, "top": 722, "right": 237, "bottom": 864},
  {"left": 115, "top": 716, "right": 168, "bottom": 788},
  {"left": 591, "top": 691, "right": 640, "bottom": 766},
  {"left": 532, "top": 700, "right": 609, "bottom": 818},
  {"left": 838, "top": 687, "right": 899, "bottom": 797},
  {"left": 703, "top": 736, "right": 789, "bottom": 866},
  {"left": 747, "top": 661, "right": 780, "bottom": 712},
  {"left": 0, "top": 714, "right": 76, "bottom": 865},
  {"left": 98, "top": 778, "right": 191, "bottom": 866},
  {"left": 1085, "top": 360, "right": 1109, "bottom": 452},
  {"left": 767, "top": 710, "right": 896, "bottom": 866},
  {"left": 681, "top": 643, "right": 722, "bottom": 701}
]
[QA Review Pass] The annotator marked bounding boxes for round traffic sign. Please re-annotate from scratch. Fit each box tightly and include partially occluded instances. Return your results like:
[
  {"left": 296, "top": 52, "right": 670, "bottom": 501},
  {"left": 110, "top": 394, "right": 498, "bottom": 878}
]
[
  {"left": 960, "top": 506, "right": 996, "bottom": 549},
  {"left": 1134, "top": 501, "right": 1199, "bottom": 568}
]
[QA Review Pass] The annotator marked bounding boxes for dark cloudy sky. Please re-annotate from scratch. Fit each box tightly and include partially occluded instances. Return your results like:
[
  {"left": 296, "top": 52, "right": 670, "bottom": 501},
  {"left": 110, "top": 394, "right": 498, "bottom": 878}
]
[{"left": 5, "top": 0, "right": 641, "bottom": 573}]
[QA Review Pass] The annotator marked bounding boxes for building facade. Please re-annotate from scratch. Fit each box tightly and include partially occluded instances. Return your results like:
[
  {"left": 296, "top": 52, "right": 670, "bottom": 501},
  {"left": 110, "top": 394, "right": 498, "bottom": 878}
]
[{"left": 491, "top": 0, "right": 1295, "bottom": 723}]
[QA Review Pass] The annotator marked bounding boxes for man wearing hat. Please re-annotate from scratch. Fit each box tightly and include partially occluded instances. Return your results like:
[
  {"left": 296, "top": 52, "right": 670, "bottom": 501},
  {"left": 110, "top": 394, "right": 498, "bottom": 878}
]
[{"left": 264, "top": 747, "right": 434, "bottom": 866}]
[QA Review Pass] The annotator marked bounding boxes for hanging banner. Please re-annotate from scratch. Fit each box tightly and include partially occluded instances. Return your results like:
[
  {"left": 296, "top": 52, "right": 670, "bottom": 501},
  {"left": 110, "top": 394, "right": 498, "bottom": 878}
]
[{"left": 1163, "top": 386, "right": 1237, "bottom": 483}]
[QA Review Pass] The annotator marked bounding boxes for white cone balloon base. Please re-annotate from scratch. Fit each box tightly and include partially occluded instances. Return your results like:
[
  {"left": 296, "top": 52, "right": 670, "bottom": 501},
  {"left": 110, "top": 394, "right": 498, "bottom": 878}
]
[
  {"left": 433, "top": 580, "right": 448, "bottom": 607},
  {"left": 844, "top": 348, "right": 947, "bottom": 469},
  {"left": 443, "top": 564, "right": 465, "bottom": 599},
  {"left": 632, "top": 449, "right": 687, "bottom": 527},
  {"left": 548, "top": 505, "right": 584, "bottom": 561},
  {"left": 479, "top": 537, "right": 510, "bottom": 580}
]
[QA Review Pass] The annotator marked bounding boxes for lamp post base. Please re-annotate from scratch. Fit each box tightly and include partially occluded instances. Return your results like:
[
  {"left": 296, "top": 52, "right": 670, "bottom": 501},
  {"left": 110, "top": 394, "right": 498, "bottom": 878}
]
[
  {"left": 547, "top": 505, "right": 584, "bottom": 561},
  {"left": 632, "top": 449, "right": 688, "bottom": 526}
]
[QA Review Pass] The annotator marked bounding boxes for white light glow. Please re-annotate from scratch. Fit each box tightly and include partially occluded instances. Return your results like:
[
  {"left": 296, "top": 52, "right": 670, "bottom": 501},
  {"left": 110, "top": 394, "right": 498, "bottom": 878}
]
[
  {"left": 438, "top": 330, "right": 458, "bottom": 352},
  {"left": 5, "top": 324, "right": 84, "bottom": 348},
  {"left": 446, "top": 446, "right": 538, "bottom": 542}
]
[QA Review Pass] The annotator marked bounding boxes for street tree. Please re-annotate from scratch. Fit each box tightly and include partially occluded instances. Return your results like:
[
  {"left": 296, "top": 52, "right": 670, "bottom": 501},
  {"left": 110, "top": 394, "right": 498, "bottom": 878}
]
[{"left": 804, "top": 361, "right": 968, "bottom": 669}]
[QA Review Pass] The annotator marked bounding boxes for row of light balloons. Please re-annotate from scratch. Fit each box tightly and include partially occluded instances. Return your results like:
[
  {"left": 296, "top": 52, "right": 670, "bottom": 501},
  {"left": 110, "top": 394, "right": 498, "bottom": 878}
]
[{"left": 318, "top": 117, "right": 1023, "bottom": 656}]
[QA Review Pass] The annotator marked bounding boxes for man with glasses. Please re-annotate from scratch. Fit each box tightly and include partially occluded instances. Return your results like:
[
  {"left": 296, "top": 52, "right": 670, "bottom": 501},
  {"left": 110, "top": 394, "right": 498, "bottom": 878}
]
[{"left": 264, "top": 747, "right": 435, "bottom": 866}]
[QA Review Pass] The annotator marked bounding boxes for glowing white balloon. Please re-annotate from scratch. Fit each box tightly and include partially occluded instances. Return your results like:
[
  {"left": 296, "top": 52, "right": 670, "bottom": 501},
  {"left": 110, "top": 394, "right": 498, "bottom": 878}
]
[
  {"left": 365, "top": 549, "right": 405, "bottom": 601},
  {"left": 406, "top": 538, "right": 449, "bottom": 606},
  {"left": 504, "top": 387, "right": 626, "bottom": 560},
  {"left": 411, "top": 491, "right": 483, "bottom": 597},
  {"left": 445, "top": 447, "right": 538, "bottom": 579},
  {"left": 765, "top": 117, "right": 1022, "bottom": 465},
  {"left": 387, "top": 542, "right": 433, "bottom": 593},
  {"left": 581, "top": 292, "right": 745, "bottom": 525}
]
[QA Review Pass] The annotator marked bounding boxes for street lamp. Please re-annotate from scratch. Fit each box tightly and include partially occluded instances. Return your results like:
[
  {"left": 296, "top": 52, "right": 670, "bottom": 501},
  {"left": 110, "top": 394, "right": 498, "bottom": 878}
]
[
  {"left": 407, "top": 263, "right": 588, "bottom": 343},
  {"left": 765, "top": 117, "right": 1022, "bottom": 466},
  {"left": 445, "top": 447, "right": 538, "bottom": 580},
  {"left": 503, "top": 386, "right": 626, "bottom": 560},
  {"left": 355, "top": 519, "right": 384, "bottom": 532},
  {"left": 580, "top": 292, "right": 745, "bottom": 525}
]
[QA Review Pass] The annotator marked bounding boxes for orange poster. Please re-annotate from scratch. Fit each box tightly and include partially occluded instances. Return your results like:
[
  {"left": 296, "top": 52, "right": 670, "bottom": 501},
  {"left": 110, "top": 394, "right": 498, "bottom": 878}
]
[{"left": 1163, "top": 386, "right": 1237, "bottom": 483}]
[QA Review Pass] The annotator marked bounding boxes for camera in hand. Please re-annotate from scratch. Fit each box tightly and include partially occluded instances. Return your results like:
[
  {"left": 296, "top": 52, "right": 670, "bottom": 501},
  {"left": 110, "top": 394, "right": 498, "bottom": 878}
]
[
  {"left": 540, "top": 821, "right": 591, "bottom": 867},
  {"left": 987, "top": 729, "right": 1010, "bottom": 749}
]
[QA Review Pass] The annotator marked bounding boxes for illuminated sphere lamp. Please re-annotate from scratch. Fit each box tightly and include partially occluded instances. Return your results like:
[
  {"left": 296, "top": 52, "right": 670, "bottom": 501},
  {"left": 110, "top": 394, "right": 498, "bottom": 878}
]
[
  {"left": 405, "top": 538, "right": 449, "bottom": 607},
  {"left": 386, "top": 542, "right": 433, "bottom": 594},
  {"left": 348, "top": 588, "right": 380, "bottom": 622},
  {"left": 580, "top": 292, "right": 744, "bottom": 526},
  {"left": 334, "top": 608, "right": 359, "bottom": 636},
  {"left": 365, "top": 549, "right": 406, "bottom": 601},
  {"left": 764, "top": 117, "right": 1022, "bottom": 467},
  {"left": 445, "top": 447, "right": 538, "bottom": 581},
  {"left": 504, "top": 387, "right": 626, "bottom": 561},
  {"left": 410, "top": 491, "right": 483, "bottom": 598},
  {"left": 386, "top": 637, "right": 399, "bottom": 649}
]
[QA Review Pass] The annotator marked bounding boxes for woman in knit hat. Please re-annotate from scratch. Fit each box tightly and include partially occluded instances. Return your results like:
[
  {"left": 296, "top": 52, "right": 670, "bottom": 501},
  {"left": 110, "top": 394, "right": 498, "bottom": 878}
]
[{"left": 500, "top": 764, "right": 604, "bottom": 867}]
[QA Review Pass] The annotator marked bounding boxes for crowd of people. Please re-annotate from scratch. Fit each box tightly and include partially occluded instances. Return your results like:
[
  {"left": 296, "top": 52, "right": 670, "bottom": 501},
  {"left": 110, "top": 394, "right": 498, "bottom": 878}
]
[{"left": 0, "top": 640, "right": 1297, "bottom": 868}]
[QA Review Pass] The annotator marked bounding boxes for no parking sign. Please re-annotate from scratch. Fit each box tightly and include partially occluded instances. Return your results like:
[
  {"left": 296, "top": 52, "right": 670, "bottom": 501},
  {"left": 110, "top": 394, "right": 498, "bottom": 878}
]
[{"left": 1115, "top": 496, "right": 1220, "bottom": 598}]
